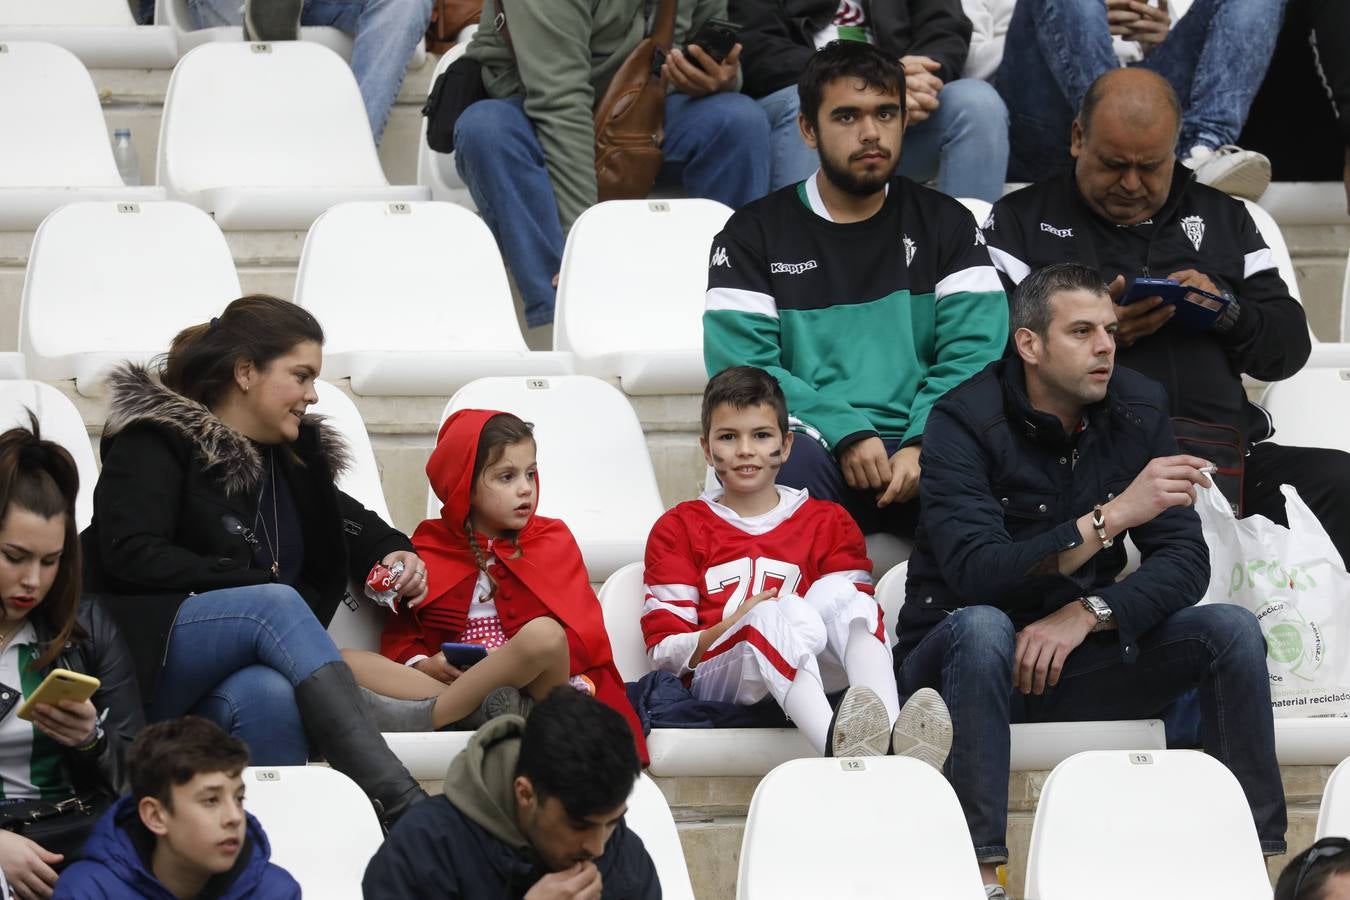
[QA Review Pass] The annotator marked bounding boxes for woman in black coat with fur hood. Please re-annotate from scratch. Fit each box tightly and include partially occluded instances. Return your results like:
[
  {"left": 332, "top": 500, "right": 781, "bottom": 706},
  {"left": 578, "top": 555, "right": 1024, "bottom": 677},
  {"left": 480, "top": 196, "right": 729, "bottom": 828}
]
[{"left": 83, "top": 296, "right": 428, "bottom": 827}]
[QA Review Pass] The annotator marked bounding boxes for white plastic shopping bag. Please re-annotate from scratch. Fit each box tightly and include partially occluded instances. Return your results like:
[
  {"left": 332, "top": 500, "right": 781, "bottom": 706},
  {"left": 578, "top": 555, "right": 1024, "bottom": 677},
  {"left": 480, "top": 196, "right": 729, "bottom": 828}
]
[{"left": 1196, "top": 482, "right": 1350, "bottom": 716}]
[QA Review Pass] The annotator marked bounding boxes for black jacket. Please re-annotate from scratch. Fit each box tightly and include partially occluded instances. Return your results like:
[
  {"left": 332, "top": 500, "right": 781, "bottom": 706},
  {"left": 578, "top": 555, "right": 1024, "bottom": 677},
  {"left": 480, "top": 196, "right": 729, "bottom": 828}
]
[
  {"left": 363, "top": 796, "right": 660, "bottom": 900},
  {"left": 20, "top": 599, "right": 144, "bottom": 801},
  {"left": 897, "top": 358, "right": 1210, "bottom": 663},
  {"left": 733, "top": 0, "right": 972, "bottom": 98},
  {"left": 82, "top": 365, "right": 412, "bottom": 697},
  {"left": 983, "top": 167, "right": 1311, "bottom": 449}
]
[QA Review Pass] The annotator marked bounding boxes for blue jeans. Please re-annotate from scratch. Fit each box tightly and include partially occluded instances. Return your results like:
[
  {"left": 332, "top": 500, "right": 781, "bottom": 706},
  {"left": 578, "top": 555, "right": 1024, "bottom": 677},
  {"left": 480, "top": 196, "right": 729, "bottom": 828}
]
[
  {"left": 756, "top": 80, "right": 1009, "bottom": 202},
  {"left": 187, "top": 0, "right": 433, "bottom": 142},
  {"left": 454, "top": 91, "right": 771, "bottom": 328},
  {"left": 895, "top": 603, "right": 1286, "bottom": 862},
  {"left": 995, "top": 0, "right": 1285, "bottom": 181},
  {"left": 776, "top": 435, "right": 920, "bottom": 538},
  {"left": 149, "top": 584, "right": 344, "bottom": 765}
]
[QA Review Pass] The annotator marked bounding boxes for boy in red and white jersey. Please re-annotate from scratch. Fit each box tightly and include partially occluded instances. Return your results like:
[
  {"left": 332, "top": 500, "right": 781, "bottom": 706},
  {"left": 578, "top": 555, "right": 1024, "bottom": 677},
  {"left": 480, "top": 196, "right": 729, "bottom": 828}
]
[{"left": 641, "top": 366, "right": 951, "bottom": 760}]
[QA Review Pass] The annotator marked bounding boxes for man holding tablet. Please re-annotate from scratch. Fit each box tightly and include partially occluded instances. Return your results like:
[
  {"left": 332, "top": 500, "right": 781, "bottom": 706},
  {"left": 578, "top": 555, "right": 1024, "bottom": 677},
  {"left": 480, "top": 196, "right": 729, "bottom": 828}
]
[{"left": 983, "top": 66, "right": 1350, "bottom": 561}]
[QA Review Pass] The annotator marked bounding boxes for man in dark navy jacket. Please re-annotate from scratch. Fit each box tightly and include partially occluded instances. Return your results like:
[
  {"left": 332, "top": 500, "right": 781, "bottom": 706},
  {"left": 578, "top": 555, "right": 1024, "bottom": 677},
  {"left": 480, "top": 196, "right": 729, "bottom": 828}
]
[{"left": 894, "top": 263, "right": 1285, "bottom": 897}]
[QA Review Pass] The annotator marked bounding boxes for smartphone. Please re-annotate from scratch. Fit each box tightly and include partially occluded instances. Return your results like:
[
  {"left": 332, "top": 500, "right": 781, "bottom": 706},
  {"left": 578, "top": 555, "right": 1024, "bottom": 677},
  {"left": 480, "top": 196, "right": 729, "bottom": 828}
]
[
  {"left": 442, "top": 642, "right": 489, "bottom": 668},
  {"left": 1118, "top": 276, "right": 1228, "bottom": 330},
  {"left": 16, "top": 669, "right": 100, "bottom": 721},
  {"left": 687, "top": 17, "right": 739, "bottom": 64}
]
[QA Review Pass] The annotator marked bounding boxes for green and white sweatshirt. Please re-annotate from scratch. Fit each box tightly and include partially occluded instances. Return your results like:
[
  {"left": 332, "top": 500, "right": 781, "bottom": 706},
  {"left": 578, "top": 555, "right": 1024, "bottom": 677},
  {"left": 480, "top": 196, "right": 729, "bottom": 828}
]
[
  {"left": 704, "top": 174, "right": 1008, "bottom": 452},
  {"left": 0, "top": 626, "right": 75, "bottom": 801}
]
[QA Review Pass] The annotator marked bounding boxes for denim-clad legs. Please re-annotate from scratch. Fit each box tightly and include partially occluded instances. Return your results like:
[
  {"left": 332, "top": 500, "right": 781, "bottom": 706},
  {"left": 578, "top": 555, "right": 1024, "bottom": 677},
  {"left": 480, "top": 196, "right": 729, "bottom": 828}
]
[
  {"left": 150, "top": 584, "right": 343, "bottom": 765},
  {"left": 186, "top": 0, "right": 432, "bottom": 142},
  {"left": 454, "top": 92, "right": 771, "bottom": 328},
  {"left": 995, "top": 0, "right": 1285, "bottom": 180},
  {"left": 755, "top": 79, "right": 1010, "bottom": 201},
  {"left": 895, "top": 603, "right": 1286, "bottom": 861}
]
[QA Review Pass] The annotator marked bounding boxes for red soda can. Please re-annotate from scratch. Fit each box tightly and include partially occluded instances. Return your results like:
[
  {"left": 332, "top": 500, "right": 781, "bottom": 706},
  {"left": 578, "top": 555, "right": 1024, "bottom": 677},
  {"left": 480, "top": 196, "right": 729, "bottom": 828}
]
[{"left": 365, "top": 560, "right": 405, "bottom": 612}]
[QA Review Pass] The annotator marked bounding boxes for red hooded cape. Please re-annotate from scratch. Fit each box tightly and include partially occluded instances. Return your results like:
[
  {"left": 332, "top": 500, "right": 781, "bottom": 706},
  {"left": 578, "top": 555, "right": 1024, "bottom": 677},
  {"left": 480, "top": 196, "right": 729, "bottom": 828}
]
[{"left": 381, "top": 408, "right": 647, "bottom": 763}]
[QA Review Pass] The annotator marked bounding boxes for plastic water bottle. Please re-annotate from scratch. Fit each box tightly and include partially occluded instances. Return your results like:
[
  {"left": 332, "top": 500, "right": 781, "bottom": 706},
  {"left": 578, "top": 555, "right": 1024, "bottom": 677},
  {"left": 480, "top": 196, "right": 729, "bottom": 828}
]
[{"left": 112, "top": 129, "right": 140, "bottom": 186}]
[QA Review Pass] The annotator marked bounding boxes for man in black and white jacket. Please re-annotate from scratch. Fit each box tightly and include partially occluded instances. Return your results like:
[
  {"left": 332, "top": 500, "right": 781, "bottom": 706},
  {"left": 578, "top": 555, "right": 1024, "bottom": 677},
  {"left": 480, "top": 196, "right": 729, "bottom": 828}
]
[{"left": 983, "top": 66, "right": 1350, "bottom": 562}]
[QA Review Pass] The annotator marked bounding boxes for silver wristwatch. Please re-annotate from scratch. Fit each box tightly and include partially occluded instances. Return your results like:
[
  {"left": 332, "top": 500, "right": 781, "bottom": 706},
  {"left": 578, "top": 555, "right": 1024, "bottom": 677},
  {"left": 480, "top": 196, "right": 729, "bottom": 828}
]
[{"left": 1079, "top": 595, "right": 1114, "bottom": 632}]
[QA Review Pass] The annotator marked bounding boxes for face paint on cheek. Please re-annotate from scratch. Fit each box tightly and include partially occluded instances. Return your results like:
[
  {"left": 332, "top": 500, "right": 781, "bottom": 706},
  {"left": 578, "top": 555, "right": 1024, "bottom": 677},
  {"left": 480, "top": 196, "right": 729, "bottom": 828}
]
[
  {"left": 710, "top": 450, "right": 732, "bottom": 472},
  {"left": 766, "top": 447, "right": 784, "bottom": 470}
]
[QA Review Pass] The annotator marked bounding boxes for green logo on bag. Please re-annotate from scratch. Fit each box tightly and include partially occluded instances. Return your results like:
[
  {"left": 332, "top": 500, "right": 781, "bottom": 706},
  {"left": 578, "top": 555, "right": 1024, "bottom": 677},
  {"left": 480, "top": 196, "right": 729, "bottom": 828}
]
[
  {"left": 1267, "top": 623, "right": 1304, "bottom": 664},
  {"left": 1230, "top": 560, "right": 1318, "bottom": 598}
]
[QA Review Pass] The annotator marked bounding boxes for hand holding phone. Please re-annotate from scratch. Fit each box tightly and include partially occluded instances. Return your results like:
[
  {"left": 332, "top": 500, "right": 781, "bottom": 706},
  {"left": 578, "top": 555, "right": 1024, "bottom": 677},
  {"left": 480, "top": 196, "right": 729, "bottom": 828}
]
[
  {"left": 687, "top": 17, "right": 738, "bottom": 64},
  {"left": 17, "top": 669, "right": 99, "bottom": 722},
  {"left": 442, "top": 642, "right": 489, "bottom": 669}
]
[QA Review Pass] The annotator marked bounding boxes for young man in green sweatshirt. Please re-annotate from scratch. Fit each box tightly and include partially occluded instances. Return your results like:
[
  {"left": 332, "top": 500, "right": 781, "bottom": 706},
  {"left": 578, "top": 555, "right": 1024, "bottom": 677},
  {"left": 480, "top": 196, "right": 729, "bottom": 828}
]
[
  {"left": 456, "top": 0, "right": 772, "bottom": 334},
  {"left": 704, "top": 40, "right": 1007, "bottom": 539}
]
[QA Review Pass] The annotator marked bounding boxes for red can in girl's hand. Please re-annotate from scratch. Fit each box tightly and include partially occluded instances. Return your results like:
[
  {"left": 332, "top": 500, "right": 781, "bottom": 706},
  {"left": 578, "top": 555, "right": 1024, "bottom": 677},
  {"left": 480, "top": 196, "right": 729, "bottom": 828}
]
[{"left": 365, "top": 560, "right": 405, "bottom": 612}]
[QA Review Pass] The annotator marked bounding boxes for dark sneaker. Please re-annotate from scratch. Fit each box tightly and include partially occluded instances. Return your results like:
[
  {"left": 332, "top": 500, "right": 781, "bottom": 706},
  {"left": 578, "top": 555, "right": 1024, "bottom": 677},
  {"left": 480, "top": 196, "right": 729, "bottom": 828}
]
[
  {"left": 483, "top": 686, "right": 533, "bottom": 721},
  {"left": 244, "top": 0, "right": 302, "bottom": 41},
  {"left": 890, "top": 687, "right": 953, "bottom": 770},
  {"left": 825, "top": 686, "right": 891, "bottom": 758}
]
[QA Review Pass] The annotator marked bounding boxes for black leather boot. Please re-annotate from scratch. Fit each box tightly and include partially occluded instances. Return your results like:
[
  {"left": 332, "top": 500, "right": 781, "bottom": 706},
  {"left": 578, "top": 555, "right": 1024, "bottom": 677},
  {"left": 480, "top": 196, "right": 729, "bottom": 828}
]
[{"left": 295, "top": 662, "right": 427, "bottom": 827}]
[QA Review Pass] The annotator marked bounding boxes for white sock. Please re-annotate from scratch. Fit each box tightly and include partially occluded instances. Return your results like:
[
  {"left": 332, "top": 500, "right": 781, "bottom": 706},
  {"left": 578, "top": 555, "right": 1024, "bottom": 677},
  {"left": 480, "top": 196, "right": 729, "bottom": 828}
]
[
  {"left": 844, "top": 618, "right": 900, "bottom": 723},
  {"left": 782, "top": 668, "right": 834, "bottom": 756}
]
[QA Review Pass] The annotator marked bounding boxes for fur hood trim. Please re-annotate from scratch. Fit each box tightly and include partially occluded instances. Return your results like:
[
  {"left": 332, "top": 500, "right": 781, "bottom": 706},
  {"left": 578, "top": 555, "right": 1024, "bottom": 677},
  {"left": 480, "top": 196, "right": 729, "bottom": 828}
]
[{"left": 103, "top": 363, "right": 352, "bottom": 498}]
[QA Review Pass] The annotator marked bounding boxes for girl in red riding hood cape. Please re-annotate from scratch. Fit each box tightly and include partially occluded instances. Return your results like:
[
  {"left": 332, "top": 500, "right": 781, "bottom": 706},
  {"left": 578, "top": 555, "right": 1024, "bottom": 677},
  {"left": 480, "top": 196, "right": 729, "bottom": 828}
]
[{"left": 371, "top": 408, "right": 646, "bottom": 762}]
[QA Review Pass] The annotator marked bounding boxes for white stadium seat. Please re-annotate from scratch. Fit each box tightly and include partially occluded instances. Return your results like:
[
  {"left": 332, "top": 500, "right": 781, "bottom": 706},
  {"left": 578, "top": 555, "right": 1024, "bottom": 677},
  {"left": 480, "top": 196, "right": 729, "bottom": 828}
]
[
  {"left": 1243, "top": 198, "right": 1301, "bottom": 305},
  {"left": 0, "top": 381, "right": 99, "bottom": 530},
  {"left": 555, "top": 199, "right": 734, "bottom": 395},
  {"left": 243, "top": 766, "right": 382, "bottom": 900},
  {"left": 1025, "top": 750, "right": 1271, "bottom": 900},
  {"left": 627, "top": 774, "right": 697, "bottom": 900},
  {"left": 1260, "top": 365, "right": 1350, "bottom": 454},
  {"left": 435, "top": 376, "right": 664, "bottom": 581},
  {"left": 596, "top": 560, "right": 1167, "bottom": 777},
  {"left": 294, "top": 201, "right": 571, "bottom": 395},
  {"left": 598, "top": 562, "right": 651, "bottom": 683},
  {"left": 1317, "top": 756, "right": 1350, "bottom": 839},
  {"left": 1259, "top": 182, "right": 1350, "bottom": 227},
  {"left": 0, "top": 1, "right": 176, "bottom": 67},
  {"left": 154, "top": 0, "right": 426, "bottom": 67},
  {"left": 416, "top": 44, "right": 476, "bottom": 210},
  {"left": 156, "top": 42, "right": 428, "bottom": 229},
  {"left": 310, "top": 378, "right": 393, "bottom": 653},
  {"left": 738, "top": 757, "right": 985, "bottom": 900},
  {"left": 1341, "top": 246, "right": 1349, "bottom": 342},
  {"left": 19, "top": 201, "right": 240, "bottom": 396},
  {"left": 0, "top": 42, "right": 166, "bottom": 228}
]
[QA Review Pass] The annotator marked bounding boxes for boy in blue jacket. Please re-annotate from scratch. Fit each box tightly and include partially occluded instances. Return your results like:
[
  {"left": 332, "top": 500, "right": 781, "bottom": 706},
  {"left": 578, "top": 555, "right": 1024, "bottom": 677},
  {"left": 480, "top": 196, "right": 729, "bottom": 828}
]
[{"left": 54, "top": 717, "right": 299, "bottom": 899}]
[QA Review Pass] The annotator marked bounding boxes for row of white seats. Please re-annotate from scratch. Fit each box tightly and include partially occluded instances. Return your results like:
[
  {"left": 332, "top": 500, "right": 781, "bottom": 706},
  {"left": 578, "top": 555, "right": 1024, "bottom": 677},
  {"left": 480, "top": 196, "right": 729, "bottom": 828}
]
[
  {"left": 0, "top": 0, "right": 431, "bottom": 70},
  {"left": 0, "top": 40, "right": 425, "bottom": 230},
  {"left": 15, "top": 189, "right": 1346, "bottom": 406},
  {"left": 256, "top": 745, "right": 1350, "bottom": 900},
  {"left": 740, "top": 749, "right": 1280, "bottom": 900},
  {"left": 14, "top": 197, "right": 724, "bottom": 398}
]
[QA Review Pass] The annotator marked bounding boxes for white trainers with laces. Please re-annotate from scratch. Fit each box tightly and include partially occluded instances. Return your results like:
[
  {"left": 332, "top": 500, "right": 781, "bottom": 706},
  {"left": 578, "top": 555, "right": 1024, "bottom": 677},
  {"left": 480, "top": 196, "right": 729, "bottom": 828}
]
[
  {"left": 1182, "top": 144, "right": 1271, "bottom": 201},
  {"left": 984, "top": 885, "right": 1008, "bottom": 899}
]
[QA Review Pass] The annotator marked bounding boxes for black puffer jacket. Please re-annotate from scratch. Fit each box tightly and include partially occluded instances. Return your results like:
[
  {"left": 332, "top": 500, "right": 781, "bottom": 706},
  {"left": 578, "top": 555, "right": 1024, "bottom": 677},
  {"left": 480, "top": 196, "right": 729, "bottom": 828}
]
[
  {"left": 733, "top": 0, "right": 972, "bottom": 98},
  {"left": 82, "top": 365, "right": 412, "bottom": 696},
  {"left": 897, "top": 357, "right": 1209, "bottom": 663}
]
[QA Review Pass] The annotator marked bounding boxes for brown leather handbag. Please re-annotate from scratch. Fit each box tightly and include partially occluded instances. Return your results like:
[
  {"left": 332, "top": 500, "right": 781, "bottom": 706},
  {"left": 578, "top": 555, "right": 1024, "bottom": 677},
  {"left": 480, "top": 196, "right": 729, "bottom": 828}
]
[
  {"left": 424, "top": 0, "right": 481, "bottom": 55},
  {"left": 592, "top": 0, "right": 676, "bottom": 201}
]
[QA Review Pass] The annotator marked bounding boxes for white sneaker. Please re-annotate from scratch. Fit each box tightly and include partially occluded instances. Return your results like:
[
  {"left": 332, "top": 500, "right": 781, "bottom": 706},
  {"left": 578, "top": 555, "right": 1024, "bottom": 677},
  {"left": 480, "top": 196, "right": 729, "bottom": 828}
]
[
  {"left": 889, "top": 687, "right": 953, "bottom": 770},
  {"left": 1182, "top": 144, "right": 1271, "bottom": 201},
  {"left": 984, "top": 886, "right": 1009, "bottom": 899},
  {"left": 826, "top": 686, "right": 891, "bottom": 758}
]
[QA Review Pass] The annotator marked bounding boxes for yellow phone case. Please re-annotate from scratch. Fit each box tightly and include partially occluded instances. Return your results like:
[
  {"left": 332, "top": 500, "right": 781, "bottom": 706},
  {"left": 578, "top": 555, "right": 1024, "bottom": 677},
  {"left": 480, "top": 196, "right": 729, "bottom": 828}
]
[{"left": 15, "top": 668, "right": 100, "bottom": 721}]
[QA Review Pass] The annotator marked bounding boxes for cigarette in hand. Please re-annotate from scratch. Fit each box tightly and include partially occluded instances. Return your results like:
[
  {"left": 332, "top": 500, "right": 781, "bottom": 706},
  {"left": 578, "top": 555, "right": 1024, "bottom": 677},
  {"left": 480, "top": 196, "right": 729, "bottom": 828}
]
[{"left": 1199, "top": 465, "right": 1217, "bottom": 475}]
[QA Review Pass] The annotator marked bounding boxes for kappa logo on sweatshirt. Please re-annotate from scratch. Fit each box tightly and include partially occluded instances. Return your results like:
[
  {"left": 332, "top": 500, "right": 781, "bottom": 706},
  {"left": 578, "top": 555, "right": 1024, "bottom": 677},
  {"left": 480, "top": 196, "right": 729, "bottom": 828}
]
[{"left": 904, "top": 234, "right": 916, "bottom": 266}]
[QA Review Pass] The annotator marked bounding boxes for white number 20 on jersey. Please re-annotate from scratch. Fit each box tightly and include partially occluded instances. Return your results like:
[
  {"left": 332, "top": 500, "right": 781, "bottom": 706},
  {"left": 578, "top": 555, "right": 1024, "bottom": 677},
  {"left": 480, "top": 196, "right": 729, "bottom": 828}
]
[{"left": 704, "top": 557, "right": 803, "bottom": 621}]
